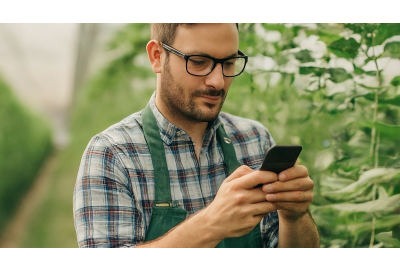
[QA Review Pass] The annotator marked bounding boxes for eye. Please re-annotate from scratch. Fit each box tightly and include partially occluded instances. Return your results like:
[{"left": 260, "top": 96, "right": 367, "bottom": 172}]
[
  {"left": 224, "top": 59, "right": 236, "bottom": 68},
  {"left": 190, "top": 59, "right": 206, "bottom": 66}
]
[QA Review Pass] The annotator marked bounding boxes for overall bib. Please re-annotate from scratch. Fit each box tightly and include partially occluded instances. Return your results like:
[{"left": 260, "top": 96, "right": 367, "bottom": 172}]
[{"left": 142, "top": 104, "right": 262, "bottom": 248}]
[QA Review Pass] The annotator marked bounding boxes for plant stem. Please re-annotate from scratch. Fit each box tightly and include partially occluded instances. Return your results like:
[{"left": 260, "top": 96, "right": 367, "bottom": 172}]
[
  {"left": 375, "top": 131, "right": 380, "bottom": 168},
  {"left": 368, "top": 52, "right": 381, "bottom": 248},
  {"left": 369, "top": 89, "right": 379, "bottom": 161},
  {"left": 369, "top": 216, "right": 376, "bottom": 247},
  {"left": 372, "top": 56, "right": 380, "bottom": 167}
]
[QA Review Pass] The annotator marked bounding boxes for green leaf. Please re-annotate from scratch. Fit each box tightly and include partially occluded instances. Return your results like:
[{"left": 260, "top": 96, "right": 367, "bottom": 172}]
[
  {"left": 261, "top": 23, "right": 287, "bottom": 33},
  {"left": 375, "top": 232, "right": 400, "bottom": 248},
  {"left": 317, "top": 29, "right": 342, "bottom": 44},
  {"left": 374, "top": 23, "right": 400, "bottom": 45},
  {"left": 325, "top": 194, "right": 400, "bottom": 217},
  {"left": 314, "top": 150, "right": 335, "bottom": 171},
  {"left": 365, "top": 71, "right": 377, "bottom": 76},
  {"left": 294, "top": 50, "right": 314, "bottom": 63},
  {"left": 353, "top": 65, "right": 364, "bottom": 75},
  {"left": 384, "top": 41, "right": 400, "bottom": 58},
  {"left": 378, "top": 186, "right": 389, "bottom": 200},
  {"left": 289, "top": 73, "right": 295, "bottom": 85},
  {"left": 344, "top": 24, "right": 364, "bottom": 34},
  {"left": 341, "top": 215, "right": 400, "bottom": 234},
  {"left": 393, "top": 225, "right": 400, "bottom": 239},
  {"left": 328, "top": 68, "right": 352, "bottom": 83},
  {"left": 323, "top": 168, "right": 400, "bottom": 200},
  {"left": 299, "top": 66, "right": 326, "bottom": 76},
  {"left": 390, "top": 76, "right": 400, "bottom": 86},
  {"left": 358, "top": 93, "right": 400, "bottom": 107},
  {"left": 320, "top": 176, "right": 356, "bottom": 192},
  {"left": 328, "top": 37, "right": 360, "bottom": 59},
  {"left": 345, "top": 23, "right": 379, "bottom": 35},
  {"left": 379, "top": 96, "right": 400, "bottom": 106},
  {"left": 356, "top": 83, "right": 388, "bottom": 90},
  {"left": 364, "top": 121, "right": 400, "bottom": 138}
]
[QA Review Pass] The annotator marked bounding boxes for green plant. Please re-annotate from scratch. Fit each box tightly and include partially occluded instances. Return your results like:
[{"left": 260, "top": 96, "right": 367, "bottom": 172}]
[
  {"left": 20, "top": 23, "right": 155, "bottom": 247},
  {"left": 230, "top": 23, "right": 400, "bottom": 247},
  {"left": 0, "top": 76, "right": 52, "bottom": 233}
]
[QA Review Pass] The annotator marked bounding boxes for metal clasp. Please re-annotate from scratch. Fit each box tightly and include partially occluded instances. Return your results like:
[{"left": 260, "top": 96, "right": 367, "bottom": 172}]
[
  {"left": 155, "top": 203, "right": 173, "bottom": 207},
  {"left": 224, "top": 137, "right": 231, "bottom": 144}
]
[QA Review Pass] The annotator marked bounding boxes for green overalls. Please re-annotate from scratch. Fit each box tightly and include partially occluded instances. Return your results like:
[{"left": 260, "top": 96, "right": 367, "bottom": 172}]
[{"left": 142, "top": 103, "right": 263, "bottom": 248}]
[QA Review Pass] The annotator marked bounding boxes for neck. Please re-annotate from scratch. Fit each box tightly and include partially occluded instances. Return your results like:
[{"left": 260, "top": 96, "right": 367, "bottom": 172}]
[{"left": 154, "top": 92, "right": 209, "bottom": 151}]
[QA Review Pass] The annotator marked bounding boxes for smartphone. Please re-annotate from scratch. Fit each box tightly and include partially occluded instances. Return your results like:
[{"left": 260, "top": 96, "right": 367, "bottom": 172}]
[{"left": 259, "top": 145, "right": 303, "bottom": 174}]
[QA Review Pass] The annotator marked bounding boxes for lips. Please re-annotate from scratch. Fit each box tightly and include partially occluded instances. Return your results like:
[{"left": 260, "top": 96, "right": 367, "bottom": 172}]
[{"left": 201, "top": 95, "right": 221, "bottom": 104}]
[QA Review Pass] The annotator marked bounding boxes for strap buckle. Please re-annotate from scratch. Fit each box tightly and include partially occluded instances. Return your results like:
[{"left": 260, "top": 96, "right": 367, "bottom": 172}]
[{"left": 155, "top": 202, "right": 173, "bottom": 207}]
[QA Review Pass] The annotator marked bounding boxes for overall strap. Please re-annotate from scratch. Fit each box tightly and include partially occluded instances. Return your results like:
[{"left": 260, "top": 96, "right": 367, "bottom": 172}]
[
  {"left": 141, "top": 103, "right": 172, "bottom": 204},
  {"left": 142, "top": 102, "right": 241, "bottom": 203},
  {"left": 216, "top": 125, "right": 241, "bottom": 174}
]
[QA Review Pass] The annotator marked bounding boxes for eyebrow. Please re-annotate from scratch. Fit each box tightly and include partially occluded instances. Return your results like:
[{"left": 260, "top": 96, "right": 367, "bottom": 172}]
[{"left": 188, "top": 51, "right": 239, "bottom": 59}]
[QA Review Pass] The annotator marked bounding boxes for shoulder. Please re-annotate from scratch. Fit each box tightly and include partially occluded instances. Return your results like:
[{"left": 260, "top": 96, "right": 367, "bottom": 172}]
[
  {"left": 219, "top": 111, "right": 274, "bottom": 146},
  {"left": 85, "top": 110, "right": 147, "bottom": 155}
]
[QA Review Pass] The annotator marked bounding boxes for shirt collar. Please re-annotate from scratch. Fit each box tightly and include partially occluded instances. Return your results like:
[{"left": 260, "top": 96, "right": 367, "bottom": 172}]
[{"left": 147, "top": 91, "right": 223, "bottom": 146}]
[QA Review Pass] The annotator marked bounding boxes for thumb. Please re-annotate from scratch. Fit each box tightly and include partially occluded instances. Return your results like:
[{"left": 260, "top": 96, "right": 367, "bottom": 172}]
[{"left": 225, "top": 165, "right": 254, "bottom": 183}]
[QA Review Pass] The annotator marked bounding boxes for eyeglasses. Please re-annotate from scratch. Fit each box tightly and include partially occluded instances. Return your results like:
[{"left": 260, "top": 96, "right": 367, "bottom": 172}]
[{"left": 161, "top": 42, "right": 248, "bottom": 77}]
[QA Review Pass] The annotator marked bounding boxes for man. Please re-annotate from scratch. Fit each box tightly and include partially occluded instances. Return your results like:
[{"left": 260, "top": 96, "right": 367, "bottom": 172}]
[{"left": 73, "top": 23, "right": 319, "bottom": 248}]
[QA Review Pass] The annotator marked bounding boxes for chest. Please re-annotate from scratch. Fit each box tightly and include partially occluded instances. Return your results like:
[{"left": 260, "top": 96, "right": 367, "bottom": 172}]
[{"left": 124, "top": 137, "right": 264, "bottom": 213}]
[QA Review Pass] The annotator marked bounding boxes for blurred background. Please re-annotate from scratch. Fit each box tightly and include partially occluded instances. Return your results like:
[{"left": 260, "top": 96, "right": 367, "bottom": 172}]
[{"left": 0, "top": 23, "right": 399, "bottom": 248}]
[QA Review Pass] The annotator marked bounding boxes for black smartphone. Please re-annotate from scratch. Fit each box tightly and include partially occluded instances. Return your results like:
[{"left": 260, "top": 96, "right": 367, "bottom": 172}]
[{"left": 259, "top": 145, "right": 303, "bottom": 174}]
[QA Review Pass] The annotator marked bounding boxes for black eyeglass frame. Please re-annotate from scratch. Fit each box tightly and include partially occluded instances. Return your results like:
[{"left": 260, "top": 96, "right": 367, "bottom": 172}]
[{"left": 160, "top": 42, "right": 248, "bottom": 77}]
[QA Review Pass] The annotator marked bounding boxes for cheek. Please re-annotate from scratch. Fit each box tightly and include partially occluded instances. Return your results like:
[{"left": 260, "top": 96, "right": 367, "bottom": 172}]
[
  {"left": 177, "top": 73, "right": 205, "bottom": 92},
  {"left": 224, "top": 78, "right": 234, "bottom": 90}
]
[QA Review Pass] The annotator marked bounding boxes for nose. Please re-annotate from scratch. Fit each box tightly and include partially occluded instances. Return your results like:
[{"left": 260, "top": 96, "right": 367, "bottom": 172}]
[{"left": 204, "top": 63, "right": 225, "bottom": 90}]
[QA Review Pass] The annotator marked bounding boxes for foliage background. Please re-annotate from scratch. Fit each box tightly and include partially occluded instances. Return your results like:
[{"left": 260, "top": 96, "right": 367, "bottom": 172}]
[
  {"left": 0, "top": 77, "right": 52, "bottom": 233},
  {"left": 2, "top": 23, "right": 400, "bottom": 248}
]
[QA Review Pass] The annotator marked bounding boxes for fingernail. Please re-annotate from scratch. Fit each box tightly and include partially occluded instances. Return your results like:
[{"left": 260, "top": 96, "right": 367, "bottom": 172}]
[
  {"left": 280, "top": 173, "right": 286, "bottom": 181},
  {"left": 266, "top": 194, "right": 276, "bottom": 201},
  {"left": 264, "top": 184, "right": 273, "bottom": 192}
]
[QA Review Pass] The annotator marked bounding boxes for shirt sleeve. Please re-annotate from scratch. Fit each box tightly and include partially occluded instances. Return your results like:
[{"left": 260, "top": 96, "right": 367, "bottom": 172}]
[
  {"left": 261, "top": 211, "right": 279, "bottom": 248},
  {"left": 73, "top": 134, "right": 141, "bottom": 248}
]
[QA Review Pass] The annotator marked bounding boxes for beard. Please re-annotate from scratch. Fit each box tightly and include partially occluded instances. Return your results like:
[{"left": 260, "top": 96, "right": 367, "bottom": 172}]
[{"left": 160, "top": 60, "right": 227, "bottom": 123}]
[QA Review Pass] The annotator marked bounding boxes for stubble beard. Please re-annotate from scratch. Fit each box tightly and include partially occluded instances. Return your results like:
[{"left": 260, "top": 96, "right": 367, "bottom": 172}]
[{"left": 160, "top": 59, "right": 227, "bottom": 123}]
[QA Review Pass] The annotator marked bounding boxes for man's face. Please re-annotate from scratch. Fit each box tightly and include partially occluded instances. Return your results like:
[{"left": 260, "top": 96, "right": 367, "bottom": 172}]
[{"left": 159, "top": 23, "right": 239, "bottom": 123}]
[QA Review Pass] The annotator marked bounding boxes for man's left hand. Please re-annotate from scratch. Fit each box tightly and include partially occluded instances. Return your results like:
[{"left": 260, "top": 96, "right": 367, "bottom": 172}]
[{"left": 262, "top": 165, "right": 314, "bottom": 221}]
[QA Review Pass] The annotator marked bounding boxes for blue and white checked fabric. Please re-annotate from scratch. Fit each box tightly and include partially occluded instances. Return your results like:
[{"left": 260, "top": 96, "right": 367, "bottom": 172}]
[{"left": 73, "top": 92, "right": 279, "bottom": 248}]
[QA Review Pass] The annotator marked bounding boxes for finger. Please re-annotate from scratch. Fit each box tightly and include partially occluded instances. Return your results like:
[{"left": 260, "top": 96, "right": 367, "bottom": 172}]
[
  {"left": 225, "top": 165, "right": 254, "bottom": 183},
  {"left": 242, "top": 188, "right": 268, "bottom": 204},
  {"left": 251, "top": 201, "right": 277, "bottom": 216},
  {"left": 262, "top": 177, "right": 314, "bottom": 193},
  {"left": 234, "top": 170, "right": 278, "bottom": 190},
  {"left": 278, "top": 164, "right": 309, "bottom": 182},
  {"left": 265, "top": 190, "right": 314, "bottom": 203}
]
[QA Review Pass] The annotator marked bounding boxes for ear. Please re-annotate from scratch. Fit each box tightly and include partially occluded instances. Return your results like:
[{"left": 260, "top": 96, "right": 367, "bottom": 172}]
[{"left": 146, "top": 40, "right": 163, "bottom": 73}]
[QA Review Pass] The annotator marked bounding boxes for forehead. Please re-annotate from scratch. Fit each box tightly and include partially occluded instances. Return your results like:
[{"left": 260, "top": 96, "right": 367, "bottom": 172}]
[{"left": 172, "top": 23, "right": 239, "bottom": 58}]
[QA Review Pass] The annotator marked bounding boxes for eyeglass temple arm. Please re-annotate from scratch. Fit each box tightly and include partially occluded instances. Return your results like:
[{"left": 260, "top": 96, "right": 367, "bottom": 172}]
[{"left": 161, "top": 43, "right": 186, "bottom": 59}]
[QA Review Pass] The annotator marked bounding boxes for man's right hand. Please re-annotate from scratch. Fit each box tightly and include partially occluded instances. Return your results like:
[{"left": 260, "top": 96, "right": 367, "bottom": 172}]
[
  {"left": 200, "top": 165, "right": 279, "bottom": 241},
  {"left": 136, "top": 165, "right": 279, "bottom": 248}
]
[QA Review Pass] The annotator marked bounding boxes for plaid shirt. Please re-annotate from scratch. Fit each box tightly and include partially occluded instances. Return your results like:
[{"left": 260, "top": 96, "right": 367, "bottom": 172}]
[{"left": 73, "top": 92, "right": 279, "bottom": 248}]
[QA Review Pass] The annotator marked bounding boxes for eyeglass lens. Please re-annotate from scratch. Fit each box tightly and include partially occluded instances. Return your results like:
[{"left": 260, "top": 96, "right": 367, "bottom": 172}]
[{"left": 187, "top": 56, "right": 246, "bottom": 76}]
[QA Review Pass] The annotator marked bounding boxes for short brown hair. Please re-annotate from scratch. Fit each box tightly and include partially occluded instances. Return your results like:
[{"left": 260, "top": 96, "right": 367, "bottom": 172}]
[{"left": 150, "top": 23, "right": 239, "bottom": 46}]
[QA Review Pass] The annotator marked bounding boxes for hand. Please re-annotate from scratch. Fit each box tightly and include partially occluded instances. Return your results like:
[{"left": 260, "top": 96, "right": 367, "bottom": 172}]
[
  {"left": 261, "top": 165, "right": 314, "bottom": 221},
  {"left": 201, "top": 165, "right": 278, "bottom": 240}
]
